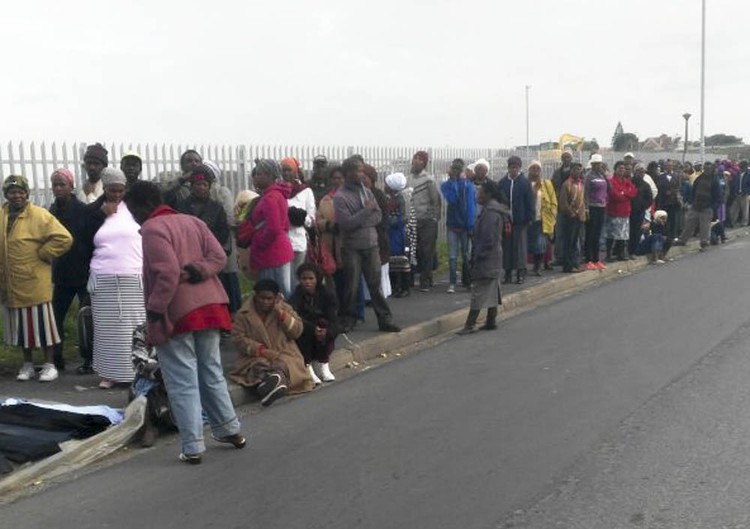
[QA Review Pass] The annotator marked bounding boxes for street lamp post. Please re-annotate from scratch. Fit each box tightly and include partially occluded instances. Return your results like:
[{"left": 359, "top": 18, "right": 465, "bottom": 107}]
[
  {"left": 700, "top": 0, "right": 706, "bottom": 162},
  {"left": 525, "top": 85, "right": 531, "bottom": 161},
  {"left": 682, "top": 113, "right": 691, "bottom": 163}
]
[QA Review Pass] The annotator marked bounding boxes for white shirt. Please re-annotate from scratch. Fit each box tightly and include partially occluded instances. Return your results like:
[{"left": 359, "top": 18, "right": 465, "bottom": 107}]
[
  {"left": 287, "top": 187, "right": 316, "bottom": 252},
  {"left": 76, "top": 180, "right": 103, "bottom": 204}
]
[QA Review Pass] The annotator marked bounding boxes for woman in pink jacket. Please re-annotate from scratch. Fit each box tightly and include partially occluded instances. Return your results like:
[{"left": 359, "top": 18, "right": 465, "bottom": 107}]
[
  {"left": 237, "top": 159, "right": 294, "bottom": 298},
  {"left": 605, "top": 161, "right": 638, "bottom": 261}
]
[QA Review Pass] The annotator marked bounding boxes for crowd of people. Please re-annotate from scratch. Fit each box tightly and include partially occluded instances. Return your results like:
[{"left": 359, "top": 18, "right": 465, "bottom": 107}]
[{"left": 1, "top": 141, "right": 748, "bottom": 464}]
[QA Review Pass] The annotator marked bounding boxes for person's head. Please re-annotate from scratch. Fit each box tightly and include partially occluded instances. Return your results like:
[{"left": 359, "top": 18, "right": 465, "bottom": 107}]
[
  {"left": 474, "top": 160, "right": 489, "bottom": 180},
  {"left": 703, "top": 161, "right": 715, "bottom": 177},
  {"left": 189, "top": 164, "right": 216, "bottom": 200},
  {"left": 101, "top": 167, "right": 127, "bottom": 204},
  {"left": 507, "top": 156, "right": 522, "bottom": 178},
  {"left": 570, "top": 162, "right": 583, "bottom": 178},
  {"left": 50, "top": 168, "right": 75, "bottom": 200},
  {"left": 2, "top": 175, "right": 29, "bottom": 211},
  {"left": 253, "top": 279, "right": 281, "bottom": 315},
  {"left": 312, "top": 155, "right": 328, "bottom": 177},
  {"left": 385, "top": 172, "right": 407, "bottom": 194},
  {"left": 654, "top": 210, "right": 668, "bottom": 225},
  {"left": 296, "top": 262, "right": 322, "bottom": 294},
  {"left": 623, "top": 152, "right": 635, "bottom": 164},
  {"left": 448, "top": 158, "right": 465, "bottom": 179},
  {"left": 589, "top": 154, "right": 603, "bottom": 173},
  {"left": 740, "top": 160, "right": 748, "bottom": 171},
  {"left": 528, "top": 160, "right": 542, "bottom": 180},
  {"left": 253, "top": 159, "right": 281, "bottom": 191},
  {"left": 683, "top": 162, "right": 694, "bottom": 176},
  {"left": 120, "top": 152, "right": 142, "bottom": 186},
  {"left": 83, "top": 143, "right": 108, "bottom": 181},
  {"left": 465, "top": 164, "right": 475, "bottom": 181},
  {"left": 646, "top": 161, "right": 660, "bottom": 177},
  {"left": 180, "top": 149, "right": 202, "bottom": 174},
  {"left": 281, "top": 157, "right": 302, "bottom": 183},
  {"left": 664, "top": 159, "right": 673, "bottom": 173},
  {"left": 327, "top": 165, "right": 344, "bottom": 190},
  {"left": 634, "top": 163, "right": 646, "bottom": 179},
  {"left": 203, "top": 160, "right": 223, "bottom": 184},
  {"left": 342, "top": 156, "right": 365, "bottom": 186},
  {"left": 411, "top": 151, "right": 429, "bottom": 175},
  {"left": 561, "top": 151, "right": 573, "bottom": 166},
  {"left": 614, "top": 160, "right": 626, "bottom": 177},
  {"left": 124, "top": 180, "right": 164, "bottom": 225},
  {"left": 362, "top": 164, "right": 378, "bottom": 189}
]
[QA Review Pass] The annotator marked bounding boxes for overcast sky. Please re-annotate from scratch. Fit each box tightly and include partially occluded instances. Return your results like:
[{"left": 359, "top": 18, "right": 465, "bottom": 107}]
[{"left": 2, "top": 0, "right": 747, "bottom": 150}]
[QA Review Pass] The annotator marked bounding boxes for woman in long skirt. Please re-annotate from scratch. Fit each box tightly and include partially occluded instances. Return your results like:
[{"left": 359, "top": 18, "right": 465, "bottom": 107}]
[{"left": 458, "top": 181, "right": 510, "bottom": 335}]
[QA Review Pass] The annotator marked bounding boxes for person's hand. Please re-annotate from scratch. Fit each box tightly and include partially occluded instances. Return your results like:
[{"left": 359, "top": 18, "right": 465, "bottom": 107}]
[
  {"left": 364, "top": 200, "right": 378, "bottom": 210},
  {"left": 314, "top": 326, "right": 327, "bottom": 342},
  {"left": 182, "top": 263, "right": 203, "bottom": 283},
  {"left": 101, "top": 201, "right": 118, "bottom": 217}
]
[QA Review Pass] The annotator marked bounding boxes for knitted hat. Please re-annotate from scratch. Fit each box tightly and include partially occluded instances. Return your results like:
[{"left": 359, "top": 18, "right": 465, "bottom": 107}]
[
  {"left": 2, "top": 174, "right": 29, "bottom": 195},
  {"left": 100, "top": 167, "right": 127, "bottom": 187},
  {"left": 84, "top": 143, "right": 109, "bottom": 165}
]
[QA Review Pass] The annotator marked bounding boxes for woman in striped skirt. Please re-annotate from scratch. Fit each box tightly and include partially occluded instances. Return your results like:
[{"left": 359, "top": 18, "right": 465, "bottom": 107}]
[
  {"left": 83, "top": 168, "right": 145, "bottom": 389},
  {"left": 0, "top": 175, "right": 73, "bottom": 382}
]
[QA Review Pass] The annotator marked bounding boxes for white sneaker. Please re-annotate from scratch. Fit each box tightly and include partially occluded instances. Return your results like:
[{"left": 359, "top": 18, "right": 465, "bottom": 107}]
[
  {"left": 318, "top": 362, "right": 336, "bottom": 382},
  {"left": 447, "top": 284, "right": 456, "bottom": 294},
  {"left": 307, "top": 363, "right": 322, "bottom": 385},
  {"left": 16, "top": 362, "right": 35, "bottom": 381},
  {"left": 38, "top": 363, "right": 58, "bottom": 382}
]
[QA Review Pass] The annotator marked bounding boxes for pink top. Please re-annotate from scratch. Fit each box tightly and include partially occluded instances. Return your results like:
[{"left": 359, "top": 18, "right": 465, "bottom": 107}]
[{"left": 90, "top": 203, "right": 143, "bottom": 275}]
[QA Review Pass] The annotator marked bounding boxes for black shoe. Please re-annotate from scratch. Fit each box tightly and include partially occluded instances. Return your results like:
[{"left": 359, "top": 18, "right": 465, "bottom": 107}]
[
  {"left": 76, "top": 362, "right": 94, "bottom": 375},
  {"left": 672, "top": 239, "right": 686, "bottom": 246},
  {"left": 257, "top": 373, "right": 282, "bottom": 399},
  {"left": 456, "top": 326, "right": 477, "bottom": 335},
  {"left": 378, "top": 322, "right": 401, "bottom": 333},
  {"left": 179, "top": 453, "right": 203, "bottom": 465},
  {"left": 502, "top": 272, "right": 512, "bottom": 284},
  {"left": 261, "top": 383, "right": 288, "bottom": 407},
  {"left": 212, "top": 433, "right": 247, "bottom": 449},
  {"left": 480, "top": 322, "right": 497, "bottom": 331}
]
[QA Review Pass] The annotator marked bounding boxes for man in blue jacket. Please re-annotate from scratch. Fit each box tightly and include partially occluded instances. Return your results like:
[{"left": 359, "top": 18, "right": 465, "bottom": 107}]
[
  {"left": 729, "top": 160, "right": 750, "bottom": 227},
  {"left": 499, "top": 156, "right": 534, "bottom": 284},
  {"left": 440, "top": 158, "right": 476, "bottom": 293}
]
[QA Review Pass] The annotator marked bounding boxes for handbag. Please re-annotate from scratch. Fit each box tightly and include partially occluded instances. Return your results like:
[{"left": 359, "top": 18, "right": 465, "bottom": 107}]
[{"left": 307, "top": 228, "right": 337, "bottom": 275}]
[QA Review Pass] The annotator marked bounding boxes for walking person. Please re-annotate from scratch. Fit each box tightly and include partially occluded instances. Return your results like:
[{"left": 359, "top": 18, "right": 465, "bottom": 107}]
[
  {"left": 334, "top": 156, "right": 401, "bottom": 333},
  {"left": 499, "top": 156, "right": 534, "bottom": 284},
  {"left": 558, "top": 162, "right": 587, "bottom": 273},
  {"left": 526, "top": 160, "right": 557, "bottom": 275},
  {"left": 409, "top": 151, "right": 441, "bottom": 292},
  {"left": 583, "top": 154, "right": 609, "bottom": 269},
  {"left": 1, "top": 175, "right": 73, "bottom": 382},
  {"left": 604, "top": 161, "right": 637, "bottom": 262},
  {"left": 49, "top": 168, "right": 90, "bottom": 372},
  {"left": 441, "top": 158, "right": 475, "bottom": 292},
  {"left": 83, "top": 168, "right": 145, "bottom": 389},
  {"left": 457, "top": 181, "right": 509, "bottom": 335},
  {"left": 237, "top": 159, "right": 294, "bottom": 298},
  {"left": 124, "top": 181, "right": 245, "bottom": 465}
]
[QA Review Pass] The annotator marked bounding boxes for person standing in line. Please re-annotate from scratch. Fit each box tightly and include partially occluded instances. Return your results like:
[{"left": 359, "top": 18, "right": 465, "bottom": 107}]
[
  {"left": 673, "top": 161, "right": 720, "bottom": 250},
  {"left": 163, "top": 149, "right": 203, "bottom": 207},
  {"left": 124, "top": 181, "right": 245, "bottom": 465},
  {"left": 628, "top": 163, "right": 654, "bottom": 259},
  {"left": 385, "top": 172, "right": 417, "bottom": 299},
  {"left": 49, "top": 168, "right": 90, "bottom": 372},
  {"left": 237, "top": 159, "right": 294, "bottom": 298},
  {"left": 558, "top": 162, "right": 587, "bottom": 273},
  {"left": 583, "top": 154, "right": 609, "bottom": 270},
  {"left": 526, "top": 160, "right": 557, "bottom": 275},
  {"left": 362, "top": 164, "right": 392, "bottom": 299},
  {"left": 282, "top": 157, "right": 316, "bottom": 292},
  {"left": 409, "top": 151, "right": 441, "bottom": 292},
  {"left": 499, "top": 156, "right": 534, "bottom": 284},
  {"left": 334, "top": 156, "right": 401, "bottom": 333},
  {"left": 77, "top": 143, "right": 108, "bottom": 204},
  {"left": 316, "top": 165, "right": 344, "bottom": 297},
  {"left": 82, "top": 168, "right": 145, "bottom": 389},
  {"left": 655, "top": 159, "right": 683, "bottom": 242},
  {"left": 1, "top": 175, "right": 73, "bottom": 382},
  {"left": 457, "top": 181, "right": 509, "bottom": 335},
  {"left": 710, "top": 170, "right": 730, "bottom": 244},
  {"left": 310, "top": 155, "right": 330, "bottom": 206},
  {"left": 729, "top": 161, "right": 750, "bottom": 227},
  {"left": 120, "top": 151, "right": 143, "bottom": 189},
  {"left": 441, "top": 158, "right": 475, "bottom": 293},
  {"left": 604, "top": 161, "right": 637, "bottom": 262},
  {"left": 551, "top": 150, "right": 573, "bottom": 266}
]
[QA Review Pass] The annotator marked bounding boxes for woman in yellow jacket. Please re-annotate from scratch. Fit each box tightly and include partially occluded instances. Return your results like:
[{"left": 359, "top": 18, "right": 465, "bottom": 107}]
[
  {"left": 0, "top": 175, "right": 72, "bottom": 382},
  {"left": 527, "top": 161, "right": 558, "bottom": 276}
]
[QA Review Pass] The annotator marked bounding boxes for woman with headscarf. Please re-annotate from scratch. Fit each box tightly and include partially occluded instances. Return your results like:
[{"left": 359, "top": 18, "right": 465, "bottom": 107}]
[
  {"left": 315, "top": 165, "right": 344, "bottom": 294},
  {"left": 82, "top": 168, "right": 146, "bottom": 389},
  {"left": 234, "top": 189, "right": 260, "bottom": 279},
  {"left": 526, "top": 161, "right": 557, "bottom": 276},
  {"left": 281, "top": 157, "right": 316, "bottom": 291},
  {"left": 230, "top": 279, "right": 314, "bottom": 407},
  {"left": 49, "top": 168, "right": 90, "bottom": 372},
  {"left": 385, "top": 172, "right": 417, "bottom": 298},
  {"left": 1, "top": 175, "right": 73, "bottom": 382},
  {"left": 237, "top": 159, "right": 294, "bottom": 298},
  {"left": 457, "top": 180, "right": 510, "bottom": 335}
]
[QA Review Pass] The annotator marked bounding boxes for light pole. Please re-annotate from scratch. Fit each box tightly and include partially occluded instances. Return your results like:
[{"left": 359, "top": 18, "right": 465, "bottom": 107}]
[
  {"left": 700, "top": 0, "right": 706, "bottom": 162},
  {"left": 525, "top": 85, "right": 531, "bottom": 160},
  {"left": 682, "top": 113, "right": 691, "bottom": 163}
]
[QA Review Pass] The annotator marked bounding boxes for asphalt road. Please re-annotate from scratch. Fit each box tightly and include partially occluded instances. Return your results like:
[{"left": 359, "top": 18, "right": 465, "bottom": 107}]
[{"left": 3, "top": 239, "right": 750, "bottom": 529}]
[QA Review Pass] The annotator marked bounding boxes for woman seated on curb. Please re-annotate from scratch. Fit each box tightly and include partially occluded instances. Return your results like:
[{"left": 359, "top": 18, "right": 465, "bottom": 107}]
[
  {"left": 289, "top": 263, "right": 340, "bottom": 384},
  {"left": 230, "top": 279, "right": 314, "bottom": 406}
]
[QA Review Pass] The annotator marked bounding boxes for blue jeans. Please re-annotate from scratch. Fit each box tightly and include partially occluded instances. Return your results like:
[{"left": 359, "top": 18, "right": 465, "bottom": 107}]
[
  {"left": 258, "top": 262, "right": 292, "bottom": 299},
  {"left": 447, "top": 229, "right": 470, "bottom": 286},
  {"left": 157, "top": 330, "right": 241, "bottom": 455}
]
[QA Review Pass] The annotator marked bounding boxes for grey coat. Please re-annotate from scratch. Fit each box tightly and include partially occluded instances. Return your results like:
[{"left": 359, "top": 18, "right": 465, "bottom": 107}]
[{"left": 470, "top": 199, "right": 509, "bottom": 280}]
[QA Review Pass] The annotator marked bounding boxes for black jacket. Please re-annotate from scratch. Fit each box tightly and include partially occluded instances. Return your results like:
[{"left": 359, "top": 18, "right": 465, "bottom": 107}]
[
  {"left": 176, "top": 196, "right": 230, "bottom": 254},
  {"left": 289, "top": 285, "right": 341, "bottom": 340},
  {"left": 49, "top": 196, "right": 89, "bottom": 287},
  {"left": 630, "top": 177, "right": 654, "bottom": 215}
]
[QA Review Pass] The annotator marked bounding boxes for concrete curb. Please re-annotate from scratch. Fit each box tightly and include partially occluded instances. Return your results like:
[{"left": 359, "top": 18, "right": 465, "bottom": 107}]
[{"left": 228, "top": 228, "right": 748, "bottom": 406}]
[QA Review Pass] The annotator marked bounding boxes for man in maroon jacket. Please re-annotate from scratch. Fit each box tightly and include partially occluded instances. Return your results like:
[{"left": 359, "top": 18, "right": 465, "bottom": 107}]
[{"left": 125, "top": 181, "right": 245, "bottom": 465}]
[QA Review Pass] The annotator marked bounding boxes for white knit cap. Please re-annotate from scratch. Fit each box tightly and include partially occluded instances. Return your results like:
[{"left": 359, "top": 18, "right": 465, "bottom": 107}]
[{"left": 385, "top": 172, "right": 407, "bottom": 191}]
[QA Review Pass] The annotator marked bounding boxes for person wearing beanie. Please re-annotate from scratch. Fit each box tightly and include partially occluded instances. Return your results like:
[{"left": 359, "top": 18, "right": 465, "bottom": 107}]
[
  {"left": 120, "top": 151, "right": 142, "bottom": 188},
  {"left": 78, "top": 142, "right": 109, "bottom": 204},
  {"left": 49, "top": 168, "right": 91, "bottom": 372},
  {"left": 499, "top": 156, "right": 534, "bottom": 284},
  {"left": 409, "top": 150, "right": 441, "bottom": 292},
  {"left": 1, "top": 174, "right": 73, "bottom": 382},
  {"left": 82, "top": 167, "right": 145, "bottom": 389}
]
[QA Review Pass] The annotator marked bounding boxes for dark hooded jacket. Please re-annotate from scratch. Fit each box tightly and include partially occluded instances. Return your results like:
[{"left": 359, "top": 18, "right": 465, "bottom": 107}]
[{"left": 470, "top": 199, "right": 510, "bottom": 280}]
